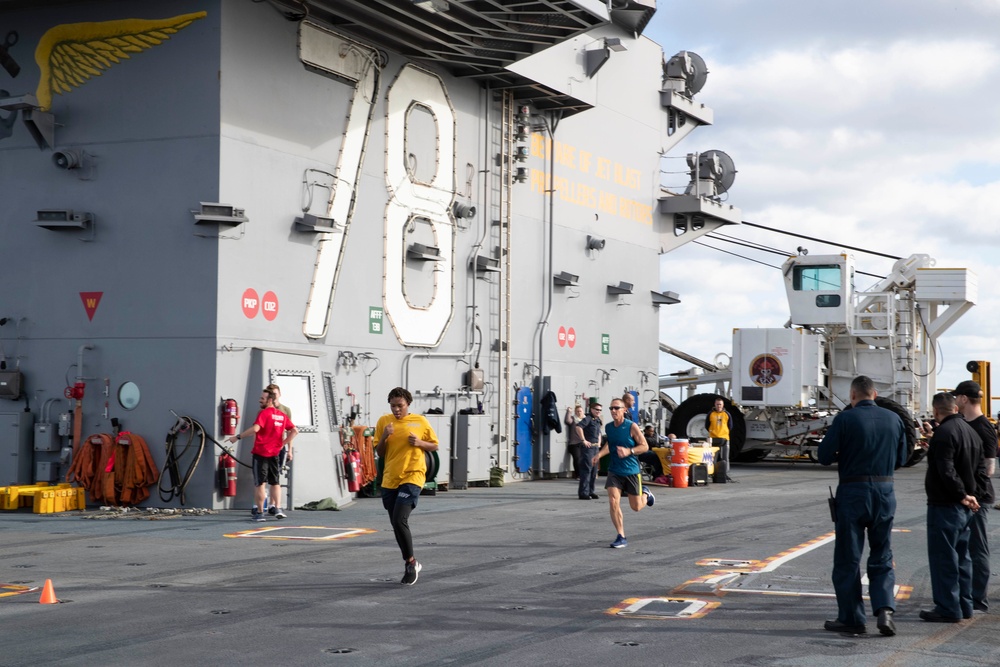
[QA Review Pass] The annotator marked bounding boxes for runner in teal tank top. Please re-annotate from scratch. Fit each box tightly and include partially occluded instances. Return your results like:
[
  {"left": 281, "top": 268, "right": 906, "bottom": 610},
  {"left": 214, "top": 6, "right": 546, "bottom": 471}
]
[{"left": 592, "top": 397, "right": 655, "bottom": 548}]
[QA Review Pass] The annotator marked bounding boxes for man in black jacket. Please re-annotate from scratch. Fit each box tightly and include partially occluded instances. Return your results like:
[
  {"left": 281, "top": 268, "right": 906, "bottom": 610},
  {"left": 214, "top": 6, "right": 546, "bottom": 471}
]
[
  {"left": 951, "top": 380, "right": 996, "bottom": 612},
  {"left": 920, "top": 392, "right": 982, "bottom": 623}
]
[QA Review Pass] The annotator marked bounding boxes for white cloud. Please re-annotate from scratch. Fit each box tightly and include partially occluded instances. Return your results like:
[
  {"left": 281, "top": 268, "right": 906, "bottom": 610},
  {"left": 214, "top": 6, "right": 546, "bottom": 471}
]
[{"left": 649, "top": 2, "right": 1000, "bottom": 398}]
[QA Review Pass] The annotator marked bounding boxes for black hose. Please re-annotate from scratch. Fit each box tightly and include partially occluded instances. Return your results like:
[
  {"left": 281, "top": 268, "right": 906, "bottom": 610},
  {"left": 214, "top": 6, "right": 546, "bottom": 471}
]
[
  {"left": 159, "top": 416, "right": 205, "bottom": 505},
  {"left": 159, "top": 415, "right": 254, "bottom": 505},
  {"left": 157, "top": 416, "right": 252, "bottom": 504}
]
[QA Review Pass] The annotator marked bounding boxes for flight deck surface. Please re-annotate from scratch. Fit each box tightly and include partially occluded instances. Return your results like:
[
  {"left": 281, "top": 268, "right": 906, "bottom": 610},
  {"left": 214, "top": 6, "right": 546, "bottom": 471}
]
[{"left": 2, "top": 461, "right": 997, "bottom": 666}]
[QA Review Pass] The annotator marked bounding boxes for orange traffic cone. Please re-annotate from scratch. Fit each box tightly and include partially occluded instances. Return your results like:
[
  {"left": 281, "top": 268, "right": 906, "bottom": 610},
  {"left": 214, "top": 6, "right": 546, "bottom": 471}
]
[{"left": 39, "top": 579, "right": 58, "bottom": 604}]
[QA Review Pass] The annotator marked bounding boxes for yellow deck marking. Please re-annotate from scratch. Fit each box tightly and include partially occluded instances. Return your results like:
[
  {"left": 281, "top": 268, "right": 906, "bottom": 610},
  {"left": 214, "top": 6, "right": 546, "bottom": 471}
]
[
  {"left": 613, "top": 530, "right": 906, "bottom": 618},
  {"left": 224, "top": 525, "right": 376, "bottom": 540},
  {"left": 0, "top": 583, "right": 39, "bottom": 598},
  {"left": 676, "top": 529, "right": 913, "bottom": 601}
]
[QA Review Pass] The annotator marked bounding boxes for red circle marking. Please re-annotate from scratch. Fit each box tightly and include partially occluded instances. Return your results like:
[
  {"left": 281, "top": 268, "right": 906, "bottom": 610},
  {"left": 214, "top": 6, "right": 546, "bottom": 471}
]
[
  {"left": 261, "top": 291, "right": 279, "bottom": 321},
  {"left": 567, "top": 327, "right": 576, "bottom": 348},
  {"left": 557, "top": 326, "right": 566, "bottom": 347},
  {"left": 242, "top": 288, "right": 259, "bottom": 319}
]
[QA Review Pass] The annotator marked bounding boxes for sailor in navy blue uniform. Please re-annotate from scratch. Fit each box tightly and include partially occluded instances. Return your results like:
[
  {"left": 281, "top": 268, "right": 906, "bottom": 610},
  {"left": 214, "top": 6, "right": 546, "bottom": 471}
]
[{"left": 818, "top": 375, "right": 906, "bottom": 636}]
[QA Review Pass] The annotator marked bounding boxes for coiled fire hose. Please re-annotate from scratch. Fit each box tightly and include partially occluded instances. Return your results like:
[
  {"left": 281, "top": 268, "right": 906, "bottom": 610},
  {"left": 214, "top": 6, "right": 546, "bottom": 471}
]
[{"left": 159, "top": 416, "right": 252, "bottom": 505}]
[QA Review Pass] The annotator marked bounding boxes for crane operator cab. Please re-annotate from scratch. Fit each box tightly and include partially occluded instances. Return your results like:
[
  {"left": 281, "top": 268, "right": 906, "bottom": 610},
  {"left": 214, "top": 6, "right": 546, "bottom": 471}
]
[{"left": 782, "top": 253, "right": 854, "bottom": 330}]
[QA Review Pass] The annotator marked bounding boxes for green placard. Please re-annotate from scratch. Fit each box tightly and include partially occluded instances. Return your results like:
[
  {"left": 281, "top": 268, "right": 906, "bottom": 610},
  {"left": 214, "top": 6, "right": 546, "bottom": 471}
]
[
  {"left": 369, "top": 306, "right": 384, "bottom": 334},
  {"left": 601, "top": 333, "right": 610, "bottom": 354}
]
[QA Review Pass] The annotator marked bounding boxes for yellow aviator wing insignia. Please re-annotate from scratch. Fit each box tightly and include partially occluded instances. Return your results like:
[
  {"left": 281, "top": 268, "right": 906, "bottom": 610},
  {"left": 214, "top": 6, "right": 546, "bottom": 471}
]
[{"left": 34, "top": 11, "right": 207, "bottom": 111}]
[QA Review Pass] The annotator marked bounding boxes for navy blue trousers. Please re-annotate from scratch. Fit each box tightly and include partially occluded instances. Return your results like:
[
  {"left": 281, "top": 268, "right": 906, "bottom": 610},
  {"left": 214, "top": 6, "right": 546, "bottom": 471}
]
[
  {"left": 927, "top": 503, "right": 974, "bottom": 619},
  {"left": 969, "top": 504, "right": 990, "bottom": 610},
  {"left": 832, "top": 482, "right": 896, "bottom": 626},
  {"left": 577, "top": 447, "right": 598, "bottom": 498}
]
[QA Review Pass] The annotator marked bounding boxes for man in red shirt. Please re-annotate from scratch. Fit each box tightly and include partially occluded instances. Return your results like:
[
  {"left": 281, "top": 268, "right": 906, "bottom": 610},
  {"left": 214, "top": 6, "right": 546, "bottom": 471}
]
[{"left": 227, "top": 388, "right": 298, "bottom": 521}]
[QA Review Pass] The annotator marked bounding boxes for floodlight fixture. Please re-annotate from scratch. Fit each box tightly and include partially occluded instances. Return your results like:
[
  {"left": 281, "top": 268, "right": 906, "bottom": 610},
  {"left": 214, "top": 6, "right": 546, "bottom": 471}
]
[
  {"left": 585, "top": 38, "right": 628, "bottom": 78},
  {"left": 605, "top": 37, "right": 627, "bottom": 52},
  {"left": 553, "top": 271, "right": 579, "bottom": 287},
  {"left": 587, "top": 235, "right": 606, "bottom": 251},
  {"left": 452, "top": 201, "right": 477, "bottom": 219},
  {"left": 294, "top": 213, "right": 338, "bottom": 233},
  {"left": 33, "top": 209, "right": 93, "bottom": 230},
  {"left": 407, "top": 242, "right": 443, "bottom": 261},
  {"left": 0, "top": 94, "right": 55, "bottom": 149},
  {"left": 53, "top": 150, "right": 83, "bottom": 170},
  {"left": 192, "top": 202, "right": 248, "bottom": 227}
]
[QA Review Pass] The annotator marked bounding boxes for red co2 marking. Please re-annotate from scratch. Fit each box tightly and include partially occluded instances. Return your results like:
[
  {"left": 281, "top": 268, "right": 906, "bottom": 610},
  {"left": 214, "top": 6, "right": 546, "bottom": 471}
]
[{"left": 262, "top": 291, "right": 279, "bottom": 321}]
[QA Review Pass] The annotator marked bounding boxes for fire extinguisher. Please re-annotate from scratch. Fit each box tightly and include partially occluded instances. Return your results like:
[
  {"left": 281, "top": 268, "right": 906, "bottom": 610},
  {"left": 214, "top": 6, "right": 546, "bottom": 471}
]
[
  {"left": 221, "top": 398, "right": 239, "bottom": 436},
  {"left": 219, "top": 453, "right": 237, "bottom": 497},
  {"left": 344, "top": 450, "right": 360, "bottom": 492}
]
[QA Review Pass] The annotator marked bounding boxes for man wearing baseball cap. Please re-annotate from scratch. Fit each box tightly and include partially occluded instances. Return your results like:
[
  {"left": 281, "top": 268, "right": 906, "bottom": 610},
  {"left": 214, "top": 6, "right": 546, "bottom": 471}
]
[
  {"left": 951, "top": 380, "right": 996, "bottom": 613},
  {"left": 920, "top": 392, "right": 980, "bottom": 623}
]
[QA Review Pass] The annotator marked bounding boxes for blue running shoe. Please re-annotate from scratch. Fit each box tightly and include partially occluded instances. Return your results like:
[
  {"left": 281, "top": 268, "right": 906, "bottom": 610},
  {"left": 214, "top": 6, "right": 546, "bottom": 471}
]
[
  {"left": 645, "top": 489, "right": 655, "bottom": 507},
  {"left": 610, "top": 534, "right": 627, "bottom": 549},
  {"left": 251, "top": 511, "right": 265, "bottom": 523}
]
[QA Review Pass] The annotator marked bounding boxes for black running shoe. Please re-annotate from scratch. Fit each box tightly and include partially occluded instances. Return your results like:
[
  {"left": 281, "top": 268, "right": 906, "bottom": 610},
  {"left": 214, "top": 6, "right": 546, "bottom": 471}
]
[{"left": 401, "top": 560, "right": 422, "bottom": 585}]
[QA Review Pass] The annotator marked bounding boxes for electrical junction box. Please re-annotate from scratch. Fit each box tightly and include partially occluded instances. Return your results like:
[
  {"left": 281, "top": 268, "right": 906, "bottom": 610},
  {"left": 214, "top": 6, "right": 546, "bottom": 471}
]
[
  {"left": 58, "top": 412, "right": 72, "bottom": 436},
  {"left": 34, "top": 422, "right": 61, "bottom": 451},
  {"left": 465, "top": 368, "right": 485, "bottom": 392},
  {"left": 0, "top": 370, "right": 22, "bottom": 399},
  {"left": 36, "top": 461, "right": 59, "bottom": 482}
]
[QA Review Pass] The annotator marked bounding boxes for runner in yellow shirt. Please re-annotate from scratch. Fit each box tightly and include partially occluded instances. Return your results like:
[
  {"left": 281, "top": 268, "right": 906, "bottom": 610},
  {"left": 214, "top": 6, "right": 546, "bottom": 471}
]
[{"left": 375, "top": 387, "right": 439, "bottom": 585}]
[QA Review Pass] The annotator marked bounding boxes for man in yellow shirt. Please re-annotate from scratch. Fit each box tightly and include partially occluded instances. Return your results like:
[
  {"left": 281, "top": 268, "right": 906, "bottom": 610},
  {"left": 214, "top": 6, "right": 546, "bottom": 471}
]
[
  {"left": 705, "top": 397, "right": 733, "bottom": 482},
  {"left": 375, "top": 387, "right": 439, "bottom": 585}
]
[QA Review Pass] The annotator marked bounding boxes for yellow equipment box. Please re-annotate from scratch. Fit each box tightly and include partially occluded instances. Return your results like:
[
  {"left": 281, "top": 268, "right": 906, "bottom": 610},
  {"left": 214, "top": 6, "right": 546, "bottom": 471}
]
[{"left": 0, "top": 483, "right": 84, "bottom": 513}]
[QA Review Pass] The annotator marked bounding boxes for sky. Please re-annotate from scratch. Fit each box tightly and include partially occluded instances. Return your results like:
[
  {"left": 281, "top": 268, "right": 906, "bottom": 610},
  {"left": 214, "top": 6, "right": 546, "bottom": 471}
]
[{"left": 646, "top": 0, "right": 1000, "bottom": 407}]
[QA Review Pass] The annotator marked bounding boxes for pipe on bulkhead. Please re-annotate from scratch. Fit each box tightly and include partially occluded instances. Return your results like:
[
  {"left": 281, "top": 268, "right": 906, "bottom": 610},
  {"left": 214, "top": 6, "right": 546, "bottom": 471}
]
[
  {"left": 533, "top": 112, "right": 560, "bottom": 477},
  {"left": 76, "top": 343, "right": 94, "bottom": 382},
  {"left": 401, "top": 324, "right": 482, "bottom": 390}
]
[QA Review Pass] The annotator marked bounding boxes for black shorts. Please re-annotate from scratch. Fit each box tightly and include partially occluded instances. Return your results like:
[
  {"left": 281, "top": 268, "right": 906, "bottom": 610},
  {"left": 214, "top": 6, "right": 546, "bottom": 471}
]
[
  {"left": 604, "top": 471, "right": 642, "bottom": 496},
  {"left": 252, "top": 454, "right": 280, "bottom": 486},
  {"left": 381, "top": 483, "right": 422, "bottom": 511}
]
